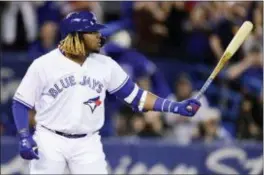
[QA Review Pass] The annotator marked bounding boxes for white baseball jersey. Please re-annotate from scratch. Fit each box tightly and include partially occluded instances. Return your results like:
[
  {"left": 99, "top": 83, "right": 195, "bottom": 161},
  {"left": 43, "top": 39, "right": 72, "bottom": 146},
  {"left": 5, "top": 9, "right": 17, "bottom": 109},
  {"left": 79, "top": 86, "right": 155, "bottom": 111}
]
[{"left": 13, "top": 48, "right": 129, "bottom": 134}]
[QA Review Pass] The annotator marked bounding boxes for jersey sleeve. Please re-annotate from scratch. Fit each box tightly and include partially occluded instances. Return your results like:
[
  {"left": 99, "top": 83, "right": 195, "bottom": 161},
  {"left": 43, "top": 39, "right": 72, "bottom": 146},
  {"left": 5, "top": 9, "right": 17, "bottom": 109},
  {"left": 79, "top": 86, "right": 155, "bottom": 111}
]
[
  {"left": 13, "top": 61, "right": 43, "bottom": 109},
  {"left": 107, "top": 58, "right": 129, "bottom": 94}
]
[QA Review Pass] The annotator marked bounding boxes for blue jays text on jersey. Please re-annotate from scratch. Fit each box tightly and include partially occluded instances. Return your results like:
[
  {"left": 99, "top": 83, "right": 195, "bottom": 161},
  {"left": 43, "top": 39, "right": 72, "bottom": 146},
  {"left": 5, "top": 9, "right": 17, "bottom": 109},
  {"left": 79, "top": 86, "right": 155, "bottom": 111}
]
[{"left": 48, "top": 75, "right": 104, "bottom": 98}]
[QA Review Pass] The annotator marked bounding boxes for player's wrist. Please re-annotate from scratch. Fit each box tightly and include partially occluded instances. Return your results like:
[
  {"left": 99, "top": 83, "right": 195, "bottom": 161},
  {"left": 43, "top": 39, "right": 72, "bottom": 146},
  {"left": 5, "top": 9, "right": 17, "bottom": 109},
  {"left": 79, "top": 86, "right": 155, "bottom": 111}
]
[
  {"left": 153, "top": 97, "right": 177, "bottom": 113},
  {"left": 18, "top": 128, "right": 30, "bottom": 139}
]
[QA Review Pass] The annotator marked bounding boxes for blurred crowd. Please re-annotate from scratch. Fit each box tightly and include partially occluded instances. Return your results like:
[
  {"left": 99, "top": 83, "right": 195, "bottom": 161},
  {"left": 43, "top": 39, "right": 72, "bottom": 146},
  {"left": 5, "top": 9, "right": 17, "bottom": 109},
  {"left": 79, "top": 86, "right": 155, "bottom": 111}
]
[{"left": 0, "top": 1, "right": 263, "bottom": 144}]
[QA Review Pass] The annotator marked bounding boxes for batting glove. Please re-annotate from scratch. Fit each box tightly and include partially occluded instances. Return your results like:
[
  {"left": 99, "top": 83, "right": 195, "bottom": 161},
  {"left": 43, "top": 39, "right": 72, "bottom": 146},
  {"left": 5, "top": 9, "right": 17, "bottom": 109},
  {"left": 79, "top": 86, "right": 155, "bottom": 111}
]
[
  {"left": 173, "top": 98, "right": 201, "bottom": 117},
  {"left": 18, "top": 129, "right": 39, "bottom": 160}
]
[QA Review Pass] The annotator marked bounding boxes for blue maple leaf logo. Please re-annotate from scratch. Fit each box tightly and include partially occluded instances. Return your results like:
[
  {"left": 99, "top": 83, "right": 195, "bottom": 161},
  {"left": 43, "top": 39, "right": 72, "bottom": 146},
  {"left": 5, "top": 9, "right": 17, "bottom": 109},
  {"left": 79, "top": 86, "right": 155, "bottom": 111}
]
[{"left": 83, "top": 96, "right": 102, "bottom": 113}]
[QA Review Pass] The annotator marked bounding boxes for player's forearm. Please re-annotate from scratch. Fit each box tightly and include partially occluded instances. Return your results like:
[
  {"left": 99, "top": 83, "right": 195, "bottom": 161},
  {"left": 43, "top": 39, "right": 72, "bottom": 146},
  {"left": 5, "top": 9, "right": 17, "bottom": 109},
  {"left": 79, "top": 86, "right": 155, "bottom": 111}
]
[
  {"left": 142, "top": 92, "right": 158, "bottom": 110},
  {"left": 143, "top": 92, "right": 178, "bottom": 113},
  {"left": 12, "top": 100, "right": 31, "bottom": 136}
]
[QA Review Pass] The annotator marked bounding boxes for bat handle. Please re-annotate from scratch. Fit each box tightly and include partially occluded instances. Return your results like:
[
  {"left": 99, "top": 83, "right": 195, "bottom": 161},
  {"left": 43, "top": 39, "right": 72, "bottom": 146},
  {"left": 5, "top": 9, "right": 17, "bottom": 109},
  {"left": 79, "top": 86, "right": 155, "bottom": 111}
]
[
  {"left": 187, "top": 78, "right": 213, "bottom": 111},
  {"left": 193, "top": 91, "right": 202, "bottom": 100},
  {"left": 195, "top": 78, "right": 213, "bottom": 100}
]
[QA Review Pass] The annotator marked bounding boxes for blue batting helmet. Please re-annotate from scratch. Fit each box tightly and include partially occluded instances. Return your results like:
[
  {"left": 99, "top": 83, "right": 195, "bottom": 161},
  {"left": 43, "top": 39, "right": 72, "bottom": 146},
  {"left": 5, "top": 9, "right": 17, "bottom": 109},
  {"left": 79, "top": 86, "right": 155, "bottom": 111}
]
[{"left": 60, "top": 11, "right": 106, "bottom": 39}]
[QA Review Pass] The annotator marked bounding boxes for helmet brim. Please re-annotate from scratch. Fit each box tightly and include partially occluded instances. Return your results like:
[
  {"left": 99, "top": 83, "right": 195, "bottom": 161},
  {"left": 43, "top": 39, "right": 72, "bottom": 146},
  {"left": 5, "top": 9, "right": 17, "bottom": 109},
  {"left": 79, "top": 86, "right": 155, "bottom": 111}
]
[
  {"left": 61, "top": 23, "right": 106, "bottom": 39},
  {"left": 80, "top": 23, "right": 106, "bottom": 33}
]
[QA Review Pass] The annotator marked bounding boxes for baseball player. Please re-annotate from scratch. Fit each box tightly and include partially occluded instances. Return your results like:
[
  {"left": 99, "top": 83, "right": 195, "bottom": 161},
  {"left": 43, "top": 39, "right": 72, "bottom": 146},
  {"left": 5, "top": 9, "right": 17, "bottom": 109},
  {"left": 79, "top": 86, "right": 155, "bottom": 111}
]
[{"left": 12, "top": 11, "right": 201, "bottom": 174}]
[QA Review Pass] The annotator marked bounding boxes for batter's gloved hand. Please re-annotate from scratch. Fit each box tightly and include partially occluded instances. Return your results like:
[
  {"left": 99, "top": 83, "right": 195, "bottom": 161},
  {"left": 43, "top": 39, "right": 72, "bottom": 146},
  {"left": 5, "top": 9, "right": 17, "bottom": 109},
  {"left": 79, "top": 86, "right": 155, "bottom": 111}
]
[
  {"left": 18, "top": 130, "right": 39, "bottom": 160},
  {"left": 173, "top": 99, "right": 201, "bottom": 117}
]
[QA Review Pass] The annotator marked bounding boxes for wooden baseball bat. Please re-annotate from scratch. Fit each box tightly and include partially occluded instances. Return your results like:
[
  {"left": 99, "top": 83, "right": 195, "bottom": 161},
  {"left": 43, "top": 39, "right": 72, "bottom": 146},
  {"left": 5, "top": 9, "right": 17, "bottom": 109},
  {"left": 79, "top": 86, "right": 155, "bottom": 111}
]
[{"left": 187, "top": 21, "right": 253, "bottom": 111}]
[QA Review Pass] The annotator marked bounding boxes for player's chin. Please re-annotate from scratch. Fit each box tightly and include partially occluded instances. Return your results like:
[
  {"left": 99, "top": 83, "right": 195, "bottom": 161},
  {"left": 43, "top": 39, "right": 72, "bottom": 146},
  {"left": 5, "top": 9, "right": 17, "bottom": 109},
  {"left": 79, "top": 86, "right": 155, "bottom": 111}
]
[{"left": 91, "top": 47, "right": 100, "bottom": 53}]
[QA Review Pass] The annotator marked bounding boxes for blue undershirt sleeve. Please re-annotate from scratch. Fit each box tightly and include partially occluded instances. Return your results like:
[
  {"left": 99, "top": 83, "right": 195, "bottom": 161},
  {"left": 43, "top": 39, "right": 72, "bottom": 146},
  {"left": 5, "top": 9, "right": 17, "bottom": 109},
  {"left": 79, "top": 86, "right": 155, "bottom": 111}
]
[{"left": 12, "top": 100, "right": 30, "bottom": 134}]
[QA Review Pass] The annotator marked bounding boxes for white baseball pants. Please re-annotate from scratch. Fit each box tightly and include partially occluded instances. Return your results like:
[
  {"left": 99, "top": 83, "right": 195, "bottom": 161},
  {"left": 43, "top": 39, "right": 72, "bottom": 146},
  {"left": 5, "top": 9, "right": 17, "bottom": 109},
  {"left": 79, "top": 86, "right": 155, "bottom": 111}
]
[{"left": 29, "top": 125, "right": 108, "bottom": 174}]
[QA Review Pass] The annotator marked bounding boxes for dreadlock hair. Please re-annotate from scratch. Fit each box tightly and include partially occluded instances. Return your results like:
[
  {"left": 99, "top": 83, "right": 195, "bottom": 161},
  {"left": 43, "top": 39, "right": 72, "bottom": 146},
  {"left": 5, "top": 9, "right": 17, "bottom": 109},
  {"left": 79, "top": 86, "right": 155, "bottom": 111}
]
[{"left": 59, "top": 32, "right": 86, "bottom": 57}]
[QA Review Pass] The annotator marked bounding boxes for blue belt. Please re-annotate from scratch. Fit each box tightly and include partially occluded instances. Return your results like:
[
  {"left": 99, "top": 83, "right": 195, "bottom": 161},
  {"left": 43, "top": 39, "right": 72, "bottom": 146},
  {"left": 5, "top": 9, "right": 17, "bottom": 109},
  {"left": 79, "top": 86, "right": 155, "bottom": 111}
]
[{"left": 41, "top": 125, "right": 87, "bottom": 138}]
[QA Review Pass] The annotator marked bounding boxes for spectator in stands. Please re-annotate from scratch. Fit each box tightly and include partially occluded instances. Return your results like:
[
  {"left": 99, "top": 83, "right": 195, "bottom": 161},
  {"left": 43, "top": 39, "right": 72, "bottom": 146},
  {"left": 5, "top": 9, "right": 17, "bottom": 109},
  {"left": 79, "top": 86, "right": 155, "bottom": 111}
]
[
  {"left": 203, "top": 2, "right": 226, "bottom": 24},
  {"left": 243, "top": 2, "right": 263, "bottom": 54},
  {"left": 99, "top": 2, "right": 134, "bottom": 38},
  {"left": 115, "top": 116, "right": 130, "bottom": 137},
  {"left": 27, "top": 2, "right": 62, "bottom": 60},
  {"left": 192, "top": 108, "right": 232, "bottom": 143},
  {"left": 28, "top": 20, "right": 59, "bottom": 60},
  {"left": 113, "top": 107, "right": 132, "bottom": 137},
  {"left": 236, "top": 98, "right": 262, "bottom": 140},
  {"left": 35, "top": 1, "right": 61, "bottom": 27},
  {"left": 113, "top": 105, "right": 162, "bottom": 138},
  {"left": 1, "top": 2, "right": 38, "bottom": 51},
  {"left": 209, "top": 2, "right": 247, "bottom": 63},
  {"left": 226, "top": 44, "right": 262, "bottom": 97},
  {"left": 226, "top": 45, "right": 262, "bottom": 80},
  {"left": 161, "top": 2, "right": 189, "bottom": 58},
  {"left": 133, "top": 2, "right": 168, "bottom": 56},
  {"left": 183, "top": 3, "right": 215, "bottom": 64},
  {"left": 130, "top": 112, "right": 146, "bottom": 136},
  {"left": 131, "top": 112, "right": 163, "bottom": 138}
]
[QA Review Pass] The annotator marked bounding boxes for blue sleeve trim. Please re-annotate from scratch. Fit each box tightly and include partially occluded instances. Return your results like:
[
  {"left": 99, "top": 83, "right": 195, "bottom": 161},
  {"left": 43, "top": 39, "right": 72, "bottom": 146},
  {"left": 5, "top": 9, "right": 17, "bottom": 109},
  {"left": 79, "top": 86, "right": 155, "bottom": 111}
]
[
  {"left": 109, "top": 75, "right": 129, "bottom": 94},
  {"left": 13, "top": 97, "right": 33, "bottom": 109},
  {"left": 112, "top": 77, "right": 135, "bottom": 99}
]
